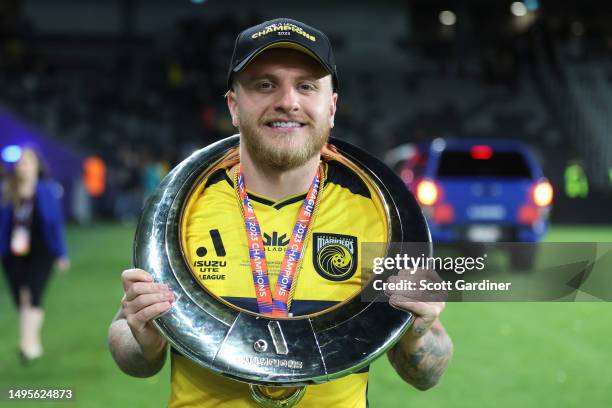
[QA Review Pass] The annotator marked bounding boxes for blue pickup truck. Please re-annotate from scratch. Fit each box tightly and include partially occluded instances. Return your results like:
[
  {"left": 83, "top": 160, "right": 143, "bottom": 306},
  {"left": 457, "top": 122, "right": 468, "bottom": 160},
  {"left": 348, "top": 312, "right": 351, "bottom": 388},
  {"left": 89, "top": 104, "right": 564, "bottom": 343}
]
[{"left": 399, "top": 138, "right": 553, "bottom": 268}]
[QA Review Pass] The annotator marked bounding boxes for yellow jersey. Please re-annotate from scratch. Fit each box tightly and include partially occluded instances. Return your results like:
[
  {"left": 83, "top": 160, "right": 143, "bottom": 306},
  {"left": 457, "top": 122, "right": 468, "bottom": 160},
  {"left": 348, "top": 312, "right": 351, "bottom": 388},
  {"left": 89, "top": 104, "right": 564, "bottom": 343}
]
[{"left": 169, "top": 160, "right": 386, "bottom": 408}]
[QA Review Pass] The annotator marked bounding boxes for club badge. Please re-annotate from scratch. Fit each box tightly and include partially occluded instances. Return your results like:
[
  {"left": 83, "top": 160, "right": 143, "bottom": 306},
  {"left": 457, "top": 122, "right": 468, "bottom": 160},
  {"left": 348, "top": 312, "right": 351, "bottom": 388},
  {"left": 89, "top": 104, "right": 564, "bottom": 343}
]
[{"left": 313, "top": 233, "right": 357, "bottom": 281}]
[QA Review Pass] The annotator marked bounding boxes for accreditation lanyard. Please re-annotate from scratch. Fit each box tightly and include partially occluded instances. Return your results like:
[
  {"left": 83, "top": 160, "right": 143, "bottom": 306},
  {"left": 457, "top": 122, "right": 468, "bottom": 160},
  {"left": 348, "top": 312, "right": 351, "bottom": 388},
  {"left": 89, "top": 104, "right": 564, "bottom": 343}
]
[{"left": 235, "top": 165, "right": 321, "bottom": 317}]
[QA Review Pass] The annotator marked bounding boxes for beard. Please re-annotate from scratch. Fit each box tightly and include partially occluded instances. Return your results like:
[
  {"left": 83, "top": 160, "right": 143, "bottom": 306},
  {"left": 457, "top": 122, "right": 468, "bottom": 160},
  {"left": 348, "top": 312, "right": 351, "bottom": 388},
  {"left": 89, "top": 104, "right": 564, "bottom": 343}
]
[{"left": 239, "top": 115, "right": 329, "bottom": 172}]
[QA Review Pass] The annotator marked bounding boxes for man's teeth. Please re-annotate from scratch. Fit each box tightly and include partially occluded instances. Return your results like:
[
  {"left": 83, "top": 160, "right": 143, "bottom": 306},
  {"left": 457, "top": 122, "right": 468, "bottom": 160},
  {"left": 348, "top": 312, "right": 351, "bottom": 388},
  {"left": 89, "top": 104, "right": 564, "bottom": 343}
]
[{"left": 269, "top": 121, "right": 303, "bottom": 128}]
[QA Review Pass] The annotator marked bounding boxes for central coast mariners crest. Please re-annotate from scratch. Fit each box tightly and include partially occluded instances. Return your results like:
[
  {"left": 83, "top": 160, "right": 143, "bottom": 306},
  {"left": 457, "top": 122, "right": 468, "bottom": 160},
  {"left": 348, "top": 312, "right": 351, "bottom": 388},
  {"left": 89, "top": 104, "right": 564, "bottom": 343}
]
[{"left": 312, "top": 233, "right": 357, "bottom": 281}]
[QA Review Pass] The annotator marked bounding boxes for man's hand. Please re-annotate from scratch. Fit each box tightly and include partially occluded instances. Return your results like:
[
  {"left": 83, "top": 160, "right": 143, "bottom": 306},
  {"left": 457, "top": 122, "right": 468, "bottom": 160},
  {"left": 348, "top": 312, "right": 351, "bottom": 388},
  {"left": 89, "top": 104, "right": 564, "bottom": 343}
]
[
  {"left": 385, "top": 268, "right": 447, "bottom": 340},
  {"left": 119, "top": 268, "right": 174, "bottom": 360},
  {"left": 108, "top": 268, "right": 172, "bottom": 377},
  {"left": 384, "top": 268, "right": 453, "bottom": 390}
]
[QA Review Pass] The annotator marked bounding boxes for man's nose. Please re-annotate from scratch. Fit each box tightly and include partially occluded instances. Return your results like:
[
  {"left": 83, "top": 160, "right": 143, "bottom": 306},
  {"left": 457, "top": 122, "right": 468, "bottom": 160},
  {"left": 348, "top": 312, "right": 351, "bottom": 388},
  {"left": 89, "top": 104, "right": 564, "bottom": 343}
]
[{"left": 274, "top": 84, "right": 300, "bottom": 113}]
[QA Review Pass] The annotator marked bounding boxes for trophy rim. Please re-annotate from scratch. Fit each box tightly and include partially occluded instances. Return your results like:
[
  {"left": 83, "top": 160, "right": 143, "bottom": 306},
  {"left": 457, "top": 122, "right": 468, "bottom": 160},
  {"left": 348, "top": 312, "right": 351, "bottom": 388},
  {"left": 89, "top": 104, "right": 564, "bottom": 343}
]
[{"left": 134, "top": 134, "right": 431, "bottom": 386}]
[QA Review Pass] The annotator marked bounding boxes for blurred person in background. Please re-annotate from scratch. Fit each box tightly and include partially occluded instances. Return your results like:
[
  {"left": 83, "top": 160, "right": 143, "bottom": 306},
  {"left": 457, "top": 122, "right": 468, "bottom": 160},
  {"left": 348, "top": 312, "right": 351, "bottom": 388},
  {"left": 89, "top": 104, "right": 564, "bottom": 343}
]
[
  {"left": 114, "top": 144, "right": 143, "bottom": 223},
  {"left": 141, "top": 148, "right": 169, "bottom": 202},
  {"left": 0, "top": 146, "right": 69, "bottom": 363}
]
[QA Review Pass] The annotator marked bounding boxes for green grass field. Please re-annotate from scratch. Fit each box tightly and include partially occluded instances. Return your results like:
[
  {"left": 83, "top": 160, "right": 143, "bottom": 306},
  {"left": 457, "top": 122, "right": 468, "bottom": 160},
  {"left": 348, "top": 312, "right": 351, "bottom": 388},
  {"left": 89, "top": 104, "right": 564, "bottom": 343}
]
[{"left": 1, "top": 224, "right": 611, "bottom": 407}]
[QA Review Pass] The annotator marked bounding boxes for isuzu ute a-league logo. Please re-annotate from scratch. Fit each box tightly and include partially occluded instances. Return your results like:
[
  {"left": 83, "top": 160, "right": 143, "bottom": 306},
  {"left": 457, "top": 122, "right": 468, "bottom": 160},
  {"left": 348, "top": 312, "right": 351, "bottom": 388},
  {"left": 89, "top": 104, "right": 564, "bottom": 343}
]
[{"left": 312, "top": 233, "right": 357, "bottom": 281}]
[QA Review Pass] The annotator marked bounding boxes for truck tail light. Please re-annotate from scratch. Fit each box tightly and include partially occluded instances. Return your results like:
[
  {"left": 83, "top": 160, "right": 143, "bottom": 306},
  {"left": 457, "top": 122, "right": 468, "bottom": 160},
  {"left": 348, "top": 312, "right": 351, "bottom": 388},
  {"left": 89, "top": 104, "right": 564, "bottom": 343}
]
[
  {"left": 416, "top": 179, "right": 439, "bottom": 206},
  {"left": 532, "top": 180, "right": 553, "bottom": 207}
]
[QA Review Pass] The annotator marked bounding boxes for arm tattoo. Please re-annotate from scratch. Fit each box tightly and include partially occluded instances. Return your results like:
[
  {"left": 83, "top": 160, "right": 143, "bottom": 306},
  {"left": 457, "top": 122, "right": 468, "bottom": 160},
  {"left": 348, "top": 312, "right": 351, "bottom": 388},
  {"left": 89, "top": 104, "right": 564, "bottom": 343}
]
[{"left": 388, "top": 325, "right": 453, "bottom": 390}]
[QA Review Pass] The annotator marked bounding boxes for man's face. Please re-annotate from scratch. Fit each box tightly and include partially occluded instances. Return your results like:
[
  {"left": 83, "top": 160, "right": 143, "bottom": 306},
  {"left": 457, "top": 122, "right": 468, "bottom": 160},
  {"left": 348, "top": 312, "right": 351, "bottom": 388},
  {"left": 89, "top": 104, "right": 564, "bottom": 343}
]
[{"left": 227, "top": 48, "right": 338, "bottom": 171}]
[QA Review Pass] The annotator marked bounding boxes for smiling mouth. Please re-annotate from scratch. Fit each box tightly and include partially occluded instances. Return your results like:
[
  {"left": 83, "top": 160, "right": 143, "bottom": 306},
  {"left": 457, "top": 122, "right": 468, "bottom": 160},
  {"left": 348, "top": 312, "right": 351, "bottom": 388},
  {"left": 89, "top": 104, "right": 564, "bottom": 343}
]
[{"left": 265, "top": 121, "right": 306, "bottom": 128}]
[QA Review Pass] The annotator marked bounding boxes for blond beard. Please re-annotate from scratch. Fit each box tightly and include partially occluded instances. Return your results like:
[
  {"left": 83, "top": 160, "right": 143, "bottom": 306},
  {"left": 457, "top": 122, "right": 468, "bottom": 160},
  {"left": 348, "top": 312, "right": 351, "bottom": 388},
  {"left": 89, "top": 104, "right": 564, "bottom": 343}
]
[{"left": 239, "top": 121, "right": 329, "bottom": 171}]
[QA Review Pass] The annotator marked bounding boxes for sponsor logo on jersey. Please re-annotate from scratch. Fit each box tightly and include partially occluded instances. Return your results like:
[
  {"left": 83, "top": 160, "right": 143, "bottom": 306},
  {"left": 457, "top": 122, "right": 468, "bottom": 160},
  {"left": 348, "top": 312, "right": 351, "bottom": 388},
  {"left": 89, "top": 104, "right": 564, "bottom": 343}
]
[
  {"left": 192, "top": 260, "right": 227, "bottom": 280},
  {"left": 263, "top": 231, "right": 290, "bottom": 251},
  {"left": 312, "top": 233, "right": 357, "bottom": 281},
  {"left": 192, "top": 229, "right": 228, "bottom": 280}
]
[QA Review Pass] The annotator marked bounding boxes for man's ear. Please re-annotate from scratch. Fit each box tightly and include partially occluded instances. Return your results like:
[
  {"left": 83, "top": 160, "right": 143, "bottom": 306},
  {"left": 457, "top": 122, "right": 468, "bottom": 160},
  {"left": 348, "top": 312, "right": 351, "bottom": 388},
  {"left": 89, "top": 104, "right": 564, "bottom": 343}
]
[
  {"left": 226, "top": 89, "right": 240, "bottom": 128},
  {"left": 329, "top": 92, "right": 338, "bottom": 129}
]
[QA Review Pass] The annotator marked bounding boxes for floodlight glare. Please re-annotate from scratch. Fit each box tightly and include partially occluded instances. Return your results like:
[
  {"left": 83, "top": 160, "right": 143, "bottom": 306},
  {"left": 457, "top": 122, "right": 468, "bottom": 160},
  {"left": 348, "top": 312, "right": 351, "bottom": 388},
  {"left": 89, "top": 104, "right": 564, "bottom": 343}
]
[
  {"left": 439, "top": 10, "right": 457, "bottom": 27},
  {"left": 511, "top": 2, "right": 528, "bottom": 17},
  {"left": 1, "top": 145, "right": 22, "bottom": 163}
]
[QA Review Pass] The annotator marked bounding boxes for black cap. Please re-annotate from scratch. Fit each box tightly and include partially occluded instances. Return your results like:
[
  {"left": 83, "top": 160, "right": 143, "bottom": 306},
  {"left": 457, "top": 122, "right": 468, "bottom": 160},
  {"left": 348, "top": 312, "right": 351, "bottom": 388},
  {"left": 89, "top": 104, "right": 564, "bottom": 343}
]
[{"left": 227, "top": 18, "right": 338, "bottom": 91}]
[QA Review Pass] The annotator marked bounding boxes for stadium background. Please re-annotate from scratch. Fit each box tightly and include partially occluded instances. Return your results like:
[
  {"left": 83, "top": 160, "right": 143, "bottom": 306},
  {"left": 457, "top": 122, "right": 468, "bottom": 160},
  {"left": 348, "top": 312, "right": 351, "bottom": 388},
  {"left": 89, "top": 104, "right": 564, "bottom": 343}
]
[{"left": 1, "top": 0, "right": 611, "bottom": 406}]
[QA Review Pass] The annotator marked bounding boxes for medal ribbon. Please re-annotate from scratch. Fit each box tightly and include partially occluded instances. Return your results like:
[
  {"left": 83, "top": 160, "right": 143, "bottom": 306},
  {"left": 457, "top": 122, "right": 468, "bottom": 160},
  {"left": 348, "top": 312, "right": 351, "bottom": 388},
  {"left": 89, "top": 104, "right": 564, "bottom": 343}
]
[{"left": 236, "top": 164, "right": 321, "bottom": 317}]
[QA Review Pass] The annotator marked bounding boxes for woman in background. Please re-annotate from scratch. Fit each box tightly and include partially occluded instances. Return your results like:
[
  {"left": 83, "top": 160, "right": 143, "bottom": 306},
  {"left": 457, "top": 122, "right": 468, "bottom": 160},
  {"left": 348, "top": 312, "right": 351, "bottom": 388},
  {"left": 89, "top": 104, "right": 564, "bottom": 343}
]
[{"left": 1, "top": 147, "right": 69, "bottom": 363}]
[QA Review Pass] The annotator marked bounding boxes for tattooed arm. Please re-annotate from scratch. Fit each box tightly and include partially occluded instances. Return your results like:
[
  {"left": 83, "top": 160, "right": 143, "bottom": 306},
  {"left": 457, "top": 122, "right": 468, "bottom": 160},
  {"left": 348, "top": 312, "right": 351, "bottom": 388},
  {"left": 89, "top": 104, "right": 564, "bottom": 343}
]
[
  {"left": 385, "top": 269, "right": 453, "bottom": 390},
  {"left": 387, "top": 318, "right": 453, "bottom": 390},
  {"left": 107, "top": 269, "right": 173, "bottom": 377}
]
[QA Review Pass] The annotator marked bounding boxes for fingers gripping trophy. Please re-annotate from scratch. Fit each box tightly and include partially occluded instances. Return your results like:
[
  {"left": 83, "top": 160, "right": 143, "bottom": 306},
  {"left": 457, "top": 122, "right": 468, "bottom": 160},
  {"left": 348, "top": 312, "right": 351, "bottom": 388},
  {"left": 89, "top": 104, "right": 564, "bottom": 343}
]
[{"left": 126, "top": 18, "right": 434, "bottom": 408}]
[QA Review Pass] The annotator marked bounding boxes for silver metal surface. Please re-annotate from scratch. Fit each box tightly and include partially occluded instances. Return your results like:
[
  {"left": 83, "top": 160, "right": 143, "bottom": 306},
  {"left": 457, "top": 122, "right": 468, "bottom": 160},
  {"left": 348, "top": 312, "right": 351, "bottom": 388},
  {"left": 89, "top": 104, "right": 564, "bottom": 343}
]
[
  {"left": 254, "top": 340, "right": 268, "bottom": 353},
  {"left": 133, "top": 134, "right": 431, "bottom": 387},
  {"left": 268, "top": 321, "right": 289, "bottom": 356}
]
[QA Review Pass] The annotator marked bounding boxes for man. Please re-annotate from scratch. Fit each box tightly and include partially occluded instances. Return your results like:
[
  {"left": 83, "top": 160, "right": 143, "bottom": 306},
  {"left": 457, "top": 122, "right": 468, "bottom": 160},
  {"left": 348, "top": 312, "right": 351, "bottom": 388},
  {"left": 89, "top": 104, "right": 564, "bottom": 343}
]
[{"left": 108, "top": 18, "right": 453, "bottom": 407}]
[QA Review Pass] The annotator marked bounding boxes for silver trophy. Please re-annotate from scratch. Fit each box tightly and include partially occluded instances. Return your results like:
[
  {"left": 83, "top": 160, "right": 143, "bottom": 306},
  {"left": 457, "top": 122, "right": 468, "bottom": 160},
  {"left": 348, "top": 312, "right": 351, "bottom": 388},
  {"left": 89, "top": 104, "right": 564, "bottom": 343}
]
[{"left": 134, "top": 135, "right": 431, "bottom": 407}]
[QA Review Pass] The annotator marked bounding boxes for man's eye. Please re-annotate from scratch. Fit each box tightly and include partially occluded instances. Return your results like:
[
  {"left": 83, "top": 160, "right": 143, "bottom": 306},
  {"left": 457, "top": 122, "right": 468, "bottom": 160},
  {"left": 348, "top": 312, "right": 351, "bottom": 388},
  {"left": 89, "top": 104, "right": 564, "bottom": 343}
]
[
  {"left": 299, "top": 83, "right": 316, "bottom": 91},
  {"left": 257, "top": 82, "right": 274, "bottom": 90}
]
